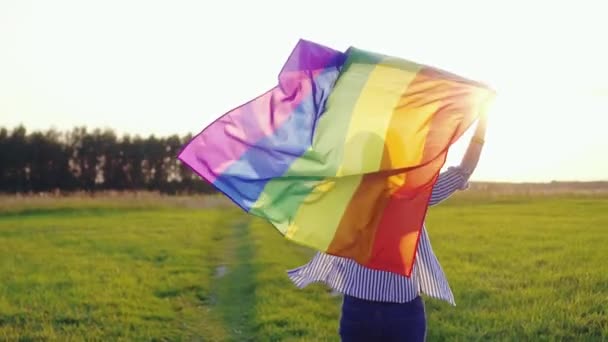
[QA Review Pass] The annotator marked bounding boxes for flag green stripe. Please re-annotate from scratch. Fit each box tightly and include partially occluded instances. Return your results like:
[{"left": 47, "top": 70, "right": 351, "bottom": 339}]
[
  {"left": 249, "top": 50, "right": 381, "bottom": 234},
  {"left": 287, "top": 55, "right": 423, "bottom": 250}
]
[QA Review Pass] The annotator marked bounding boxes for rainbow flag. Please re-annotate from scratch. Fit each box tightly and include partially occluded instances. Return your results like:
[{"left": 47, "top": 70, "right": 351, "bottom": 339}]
[{"left": 178, "top": 40, "right": 494, "bottom": 277}]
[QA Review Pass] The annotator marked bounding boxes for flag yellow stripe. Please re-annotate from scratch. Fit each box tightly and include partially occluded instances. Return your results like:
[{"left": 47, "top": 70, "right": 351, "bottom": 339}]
[{"left": 286, "top": 58, "right": 422, "bottom": 249}]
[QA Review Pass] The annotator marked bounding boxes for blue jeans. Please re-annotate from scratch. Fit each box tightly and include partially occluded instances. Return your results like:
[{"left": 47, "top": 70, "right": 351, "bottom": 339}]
[{"left": 339, "top": 295, "right": 426, "bottom": 342}]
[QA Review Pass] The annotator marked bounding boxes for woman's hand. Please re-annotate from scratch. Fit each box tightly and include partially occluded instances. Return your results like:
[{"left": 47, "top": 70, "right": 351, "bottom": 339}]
[{"left": 472, "top": 111, "right": 488, "bottom": 143}]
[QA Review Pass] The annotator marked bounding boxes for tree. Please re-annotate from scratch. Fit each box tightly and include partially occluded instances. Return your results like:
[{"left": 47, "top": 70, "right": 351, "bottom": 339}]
[{"left": 0, "top": 126, "right": 216, "bottom": 194}]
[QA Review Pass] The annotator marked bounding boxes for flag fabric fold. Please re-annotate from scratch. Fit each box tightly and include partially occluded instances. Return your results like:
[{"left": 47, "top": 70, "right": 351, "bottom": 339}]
[{"left": 178, "top": 39, "right": 494, "bottom": 277}]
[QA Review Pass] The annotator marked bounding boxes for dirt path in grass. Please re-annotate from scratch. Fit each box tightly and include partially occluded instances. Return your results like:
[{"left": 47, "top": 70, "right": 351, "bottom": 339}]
[{"left": 209, "top": 219, "right": 257, "bottom": 341}]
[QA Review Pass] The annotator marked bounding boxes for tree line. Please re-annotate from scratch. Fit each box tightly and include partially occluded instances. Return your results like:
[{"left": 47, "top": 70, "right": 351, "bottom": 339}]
[{"left": 0, "top": 126, "right": 215, "bottom": 194}]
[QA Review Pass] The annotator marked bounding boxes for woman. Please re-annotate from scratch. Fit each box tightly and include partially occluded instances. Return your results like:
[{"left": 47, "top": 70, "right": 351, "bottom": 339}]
[{"left": 287, "top": 112, "right": 488, "bottom": 341}]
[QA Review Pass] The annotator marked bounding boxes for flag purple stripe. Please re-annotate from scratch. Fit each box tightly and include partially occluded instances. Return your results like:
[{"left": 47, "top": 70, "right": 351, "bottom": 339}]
[
  {"left": 177, "top": 40, "right": 345, "bottom": 187},
  {"left": 212, "top": 65, "right": 343, "bottom": 211}
]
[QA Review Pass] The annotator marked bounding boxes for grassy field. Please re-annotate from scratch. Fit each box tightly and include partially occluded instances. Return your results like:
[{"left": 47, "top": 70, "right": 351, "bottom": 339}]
[{"left": 0, "top": 193, "right": 607, "bottom": 341}]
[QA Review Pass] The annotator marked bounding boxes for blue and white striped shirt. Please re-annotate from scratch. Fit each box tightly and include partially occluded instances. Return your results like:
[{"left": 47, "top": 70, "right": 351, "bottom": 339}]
[{"left": 287, "top": 167, "right": 469, "bottom": 306}]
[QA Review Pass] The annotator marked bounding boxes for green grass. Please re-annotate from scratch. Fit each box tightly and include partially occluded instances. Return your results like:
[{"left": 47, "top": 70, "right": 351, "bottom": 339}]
[{"left": 0, "top": 194, "right": 606, "bottom": 341}]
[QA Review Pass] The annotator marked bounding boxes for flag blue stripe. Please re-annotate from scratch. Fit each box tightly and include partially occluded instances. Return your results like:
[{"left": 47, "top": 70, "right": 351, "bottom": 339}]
[{"left": 213, "top": 66, "right": 343, "bottom": 211}]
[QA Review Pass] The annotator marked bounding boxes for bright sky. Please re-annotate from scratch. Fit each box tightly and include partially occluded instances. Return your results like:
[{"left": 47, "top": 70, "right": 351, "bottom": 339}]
[{"left": 1, "top": 0, "right": 607, "bottom": 182}]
